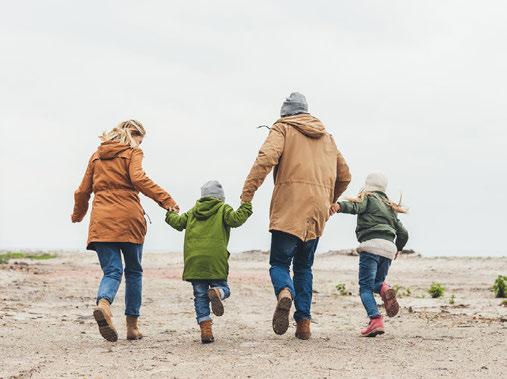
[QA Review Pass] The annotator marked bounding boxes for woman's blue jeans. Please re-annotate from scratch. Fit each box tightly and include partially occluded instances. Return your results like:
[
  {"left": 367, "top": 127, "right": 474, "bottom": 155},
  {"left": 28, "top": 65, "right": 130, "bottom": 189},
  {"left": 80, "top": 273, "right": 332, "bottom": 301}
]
[
  {"left": 269, "top": 230, "right": 319, "bottom": 321},
  {"left": 358, "top": 252, "right": 392, "bottom": 319},
  {"left": 94, "top": 242, "right": 143, "bottom": 317}
]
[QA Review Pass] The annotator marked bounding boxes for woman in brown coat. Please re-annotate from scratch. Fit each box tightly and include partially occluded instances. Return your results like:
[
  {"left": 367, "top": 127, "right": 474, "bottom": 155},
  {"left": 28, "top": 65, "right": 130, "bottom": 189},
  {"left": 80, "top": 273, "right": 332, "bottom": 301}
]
[{"left": 71, "top": 120, "right": 178, "bottom": 342}]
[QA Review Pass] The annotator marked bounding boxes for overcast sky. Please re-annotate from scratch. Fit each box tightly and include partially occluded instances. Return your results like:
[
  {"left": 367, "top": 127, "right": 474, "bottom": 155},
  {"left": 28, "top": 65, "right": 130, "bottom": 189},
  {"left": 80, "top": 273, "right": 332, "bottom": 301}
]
[{"left": 0, "top": 1, "right": 505, "bottom": 256}]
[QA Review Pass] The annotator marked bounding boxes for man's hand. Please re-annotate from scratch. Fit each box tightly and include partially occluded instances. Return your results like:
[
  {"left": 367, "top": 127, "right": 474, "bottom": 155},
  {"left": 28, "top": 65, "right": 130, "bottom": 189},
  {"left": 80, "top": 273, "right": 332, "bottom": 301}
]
[
  {"left": 329, "top": 203, "right": 341, "bottom": 216},
  {"left": 71, "top": 214, "right": 81, "bottom": 223},
  {"left": 240, "top": 195, "right": 252, "bottom": 205}
]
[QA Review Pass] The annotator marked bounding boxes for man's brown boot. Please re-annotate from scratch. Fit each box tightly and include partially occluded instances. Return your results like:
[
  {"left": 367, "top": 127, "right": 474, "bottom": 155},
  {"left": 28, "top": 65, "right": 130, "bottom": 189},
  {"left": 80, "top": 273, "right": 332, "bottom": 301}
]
[
  {"left": 126, "top": 316, "right": 143, "bottom": 340},
  {"left": 295, "top": 319, "right": 311, "bottom": 340},
  {"left": 272, "top": 288, "right": 292, "bottom": 335},
  {"left": 93, "top": 298, "right": 118, "bottom": 342},
  {"left": 199, "top": 320, "right": 214, "bottom": 344}
]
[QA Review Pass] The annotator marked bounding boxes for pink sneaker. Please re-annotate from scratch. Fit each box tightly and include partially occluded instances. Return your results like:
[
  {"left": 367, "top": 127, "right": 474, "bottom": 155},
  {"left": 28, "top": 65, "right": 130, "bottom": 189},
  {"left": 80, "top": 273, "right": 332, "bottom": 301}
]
[
  {"left": 380, "top": 283, "right": 400, "bottom": 317},
  {"left": 360, "top": 316, "right": 385, "bottom": 337}
]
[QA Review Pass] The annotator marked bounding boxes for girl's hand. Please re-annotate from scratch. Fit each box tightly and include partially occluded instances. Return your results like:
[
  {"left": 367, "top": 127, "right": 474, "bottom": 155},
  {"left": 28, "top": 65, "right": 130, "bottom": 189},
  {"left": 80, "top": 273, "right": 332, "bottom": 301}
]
[{"left": 329, "top": 203, "right": 341, "bottom": 216}]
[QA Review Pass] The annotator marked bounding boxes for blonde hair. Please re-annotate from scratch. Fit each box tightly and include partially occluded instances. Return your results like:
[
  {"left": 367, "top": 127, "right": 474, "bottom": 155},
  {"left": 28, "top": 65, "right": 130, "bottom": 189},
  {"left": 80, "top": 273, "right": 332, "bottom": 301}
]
[
  {"left": 347, "top": 190, "right": 408, "bottom": 214},
  {"left": 99, "top": 119, "right": 146, "bottom": 148}
]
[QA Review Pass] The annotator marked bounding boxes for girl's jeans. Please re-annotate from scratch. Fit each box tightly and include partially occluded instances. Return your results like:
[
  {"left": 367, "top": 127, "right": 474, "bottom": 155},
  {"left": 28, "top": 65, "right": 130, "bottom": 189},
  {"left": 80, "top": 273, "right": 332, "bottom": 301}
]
[
  {"left": 269, "top": 230, "right": 319, "bottom": 321},
  {"left": 94, "top": 242, "right": 143, "bottom": 317},
  {"left": 359, "top": 252, "right": 392, "bottom": 319},
  {"left": 190, "top": 280, "right": 230, "bottom": 324}
]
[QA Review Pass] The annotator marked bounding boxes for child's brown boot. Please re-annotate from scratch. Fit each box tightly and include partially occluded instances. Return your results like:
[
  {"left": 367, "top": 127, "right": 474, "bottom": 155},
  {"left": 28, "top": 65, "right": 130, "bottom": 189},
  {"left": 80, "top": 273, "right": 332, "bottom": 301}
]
[
  {"left": 93, "top": 298, "right": 118, "bottom": 342},
  {"left": 295, "top": 319, "right": 311, "bottom": 340},
  {"left": 126, "top": 316, "right": 143, "bottom": 340},
  {"left": 199, "top": 320, "right": 214, "bottom": 343},
  {"left": 272, "top": 288, "right": 292, "bottom": 335},
  {"left": 208, "top": 288, "right": 224, "bottom": 316}
]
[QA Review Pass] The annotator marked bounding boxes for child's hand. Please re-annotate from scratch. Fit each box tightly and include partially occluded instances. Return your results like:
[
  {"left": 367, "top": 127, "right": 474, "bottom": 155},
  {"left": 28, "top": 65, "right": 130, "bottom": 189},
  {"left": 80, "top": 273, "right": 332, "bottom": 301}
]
[
  {"left": 329, "top": 203, "right": 341, "bottom": 216},
  {"left": 394, "top": 251, "right": 401, "bottom": 260}
]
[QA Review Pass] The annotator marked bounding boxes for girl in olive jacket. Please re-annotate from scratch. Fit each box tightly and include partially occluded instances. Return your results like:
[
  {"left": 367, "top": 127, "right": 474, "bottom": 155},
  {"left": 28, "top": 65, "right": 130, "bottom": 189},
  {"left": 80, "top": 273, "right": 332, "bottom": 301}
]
[
  {"left": 331, "top": 173, "right": 409, "bottom": 337},
  {"left": 165, "top": 180, "right": 252, "bottom": 343}
]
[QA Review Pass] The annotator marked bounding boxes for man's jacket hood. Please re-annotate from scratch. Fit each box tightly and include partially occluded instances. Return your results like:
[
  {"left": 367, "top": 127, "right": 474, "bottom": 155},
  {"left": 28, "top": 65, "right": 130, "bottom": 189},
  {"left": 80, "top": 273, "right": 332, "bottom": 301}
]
[{"left": 276, "top": 114, "right": 326, "bottom": 139}]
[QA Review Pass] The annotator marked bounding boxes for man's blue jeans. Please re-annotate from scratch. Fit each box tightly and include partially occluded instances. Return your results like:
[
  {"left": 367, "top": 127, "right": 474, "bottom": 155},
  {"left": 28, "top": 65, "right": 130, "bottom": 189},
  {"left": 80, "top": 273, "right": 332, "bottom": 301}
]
[
  {"left": 358, "top": 252, "right": 392, "bottom": 318},
  {"left": 190, "top": 280, "right": 230, "bottom": 324},
  {"left": 269, "top": 230, "right": 319, "bottom": 321},
  {"left": 94, "top": 242, "right": 143, "bottom": 317}
]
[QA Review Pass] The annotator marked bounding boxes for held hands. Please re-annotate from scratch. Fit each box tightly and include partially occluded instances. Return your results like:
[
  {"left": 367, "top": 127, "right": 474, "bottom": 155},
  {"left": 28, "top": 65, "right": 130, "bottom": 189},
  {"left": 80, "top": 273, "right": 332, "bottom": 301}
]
[
  {"left": 167, "top": 204, "right": 180, "bottom": 213},
  {"left": 329, "top": 203, "right": 341, "bottom": 216}
]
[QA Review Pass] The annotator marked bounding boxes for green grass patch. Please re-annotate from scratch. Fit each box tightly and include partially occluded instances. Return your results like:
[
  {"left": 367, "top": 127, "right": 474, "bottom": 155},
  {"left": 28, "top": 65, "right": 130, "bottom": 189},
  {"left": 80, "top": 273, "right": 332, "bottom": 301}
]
[
  {"left": 492, "top": 275, "right": 506, "bottom": 298},
  {"left": 0, "top": 251, "right": 57, "bottom": 264},
  {"left": 428, "top": 282, "right": 445, "bottom": 298}
]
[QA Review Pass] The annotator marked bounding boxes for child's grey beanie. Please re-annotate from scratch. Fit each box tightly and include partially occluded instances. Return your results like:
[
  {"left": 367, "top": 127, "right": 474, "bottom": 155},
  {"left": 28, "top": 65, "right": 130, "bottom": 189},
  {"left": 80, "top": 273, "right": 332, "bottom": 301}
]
[
  {"left": 364, "top": 173, "right": 388, "bottom": 193},
  {"left": 201, "top": 180, "right": 225, "bottom": 201}
]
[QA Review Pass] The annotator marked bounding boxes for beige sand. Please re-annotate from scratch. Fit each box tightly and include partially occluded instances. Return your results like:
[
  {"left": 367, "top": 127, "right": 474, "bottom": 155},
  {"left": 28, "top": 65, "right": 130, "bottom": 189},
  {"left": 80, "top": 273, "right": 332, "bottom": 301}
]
[{"left": 1, "top": 251, "right": 506, "bottom": 378}]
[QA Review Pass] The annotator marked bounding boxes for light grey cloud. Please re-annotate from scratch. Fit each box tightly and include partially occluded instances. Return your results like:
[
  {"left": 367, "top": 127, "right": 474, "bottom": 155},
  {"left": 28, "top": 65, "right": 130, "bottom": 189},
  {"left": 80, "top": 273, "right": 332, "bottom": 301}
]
[{"left": 1, "top": 1, "right": 505, "bottom": 256}]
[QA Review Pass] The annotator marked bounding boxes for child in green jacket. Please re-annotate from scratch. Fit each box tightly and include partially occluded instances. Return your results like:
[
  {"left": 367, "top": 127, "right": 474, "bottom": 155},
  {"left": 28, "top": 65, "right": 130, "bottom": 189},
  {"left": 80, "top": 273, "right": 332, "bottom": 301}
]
[
  {"left": 165, "top": 180, "right": 252, "bottom": 343},
  {"left": 330, "top": 173, "right": 409, "bottom": 337}
]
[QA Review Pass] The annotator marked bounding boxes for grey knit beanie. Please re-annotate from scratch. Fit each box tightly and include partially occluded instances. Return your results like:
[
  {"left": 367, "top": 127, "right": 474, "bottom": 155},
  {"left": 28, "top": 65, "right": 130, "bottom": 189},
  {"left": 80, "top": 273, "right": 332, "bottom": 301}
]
[
  {"left": 280, "top": 92, "right": 308, "bottom": 117},
  {"left": 201, "top": 180, "right": 225, "bottom": 201},
  {"left": 364, "top": 173, "right": 388, "bottom": 193}
]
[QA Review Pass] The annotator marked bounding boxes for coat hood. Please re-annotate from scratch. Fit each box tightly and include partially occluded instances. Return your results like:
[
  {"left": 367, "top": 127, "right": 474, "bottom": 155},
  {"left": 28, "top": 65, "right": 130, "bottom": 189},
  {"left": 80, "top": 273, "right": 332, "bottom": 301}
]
[
  {"left": 276, "top": 114, "right": 326, "bottom": 139},
  {"left": 97, "top": 141, "right": 132, "bottom": 160},
  {"left": 193, "top": 197, "right": 224, "bottom": 220}
]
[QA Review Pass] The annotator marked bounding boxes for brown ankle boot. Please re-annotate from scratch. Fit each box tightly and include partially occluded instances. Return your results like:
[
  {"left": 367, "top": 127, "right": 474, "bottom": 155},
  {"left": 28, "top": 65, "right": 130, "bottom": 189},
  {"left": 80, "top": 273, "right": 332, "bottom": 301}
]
[
  {"left": 126, "top": 316, "right": 143, "bottom": 340},
  {"left": 295, "top": 319, "right": 311, "bottom": 340},
  {"left": 199, "top": 320, "right": 214, "bottom": 344},
  {"left": 272, "top": 288, "right": 292, "bottom": 335},
  {"left": 208, "top": 288, "right": 224, "bottom": 316},
  {"left": 93, "top": 298, "right": 118, "bottom": 342}
]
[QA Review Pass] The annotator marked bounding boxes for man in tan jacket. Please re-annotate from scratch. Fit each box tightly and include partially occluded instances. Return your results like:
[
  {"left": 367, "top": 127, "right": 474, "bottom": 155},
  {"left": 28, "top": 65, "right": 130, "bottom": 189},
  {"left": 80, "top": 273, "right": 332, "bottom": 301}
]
[{"left": 241, "top": 92, "right": 351, "bottom": 339}]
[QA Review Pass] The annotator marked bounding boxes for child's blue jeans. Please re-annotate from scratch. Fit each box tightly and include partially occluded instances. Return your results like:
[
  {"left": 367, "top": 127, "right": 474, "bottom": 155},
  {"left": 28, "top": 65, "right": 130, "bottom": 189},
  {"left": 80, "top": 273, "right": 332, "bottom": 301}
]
[
  {"left": 358, "top": 252, "right": 392, "bottom": 319},
  {"left": 94, "top": 242, "right": 143, "bottom": 317},
  {"left": 190, "top": 280, "right": 230, "bottom": 324}
]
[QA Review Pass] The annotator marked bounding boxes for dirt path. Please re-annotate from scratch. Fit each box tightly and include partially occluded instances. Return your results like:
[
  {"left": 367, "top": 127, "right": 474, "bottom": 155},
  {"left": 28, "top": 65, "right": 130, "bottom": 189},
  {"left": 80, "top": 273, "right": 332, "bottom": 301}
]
[{"left": 1, "top": 252, "right": 506, "bottom": 378}]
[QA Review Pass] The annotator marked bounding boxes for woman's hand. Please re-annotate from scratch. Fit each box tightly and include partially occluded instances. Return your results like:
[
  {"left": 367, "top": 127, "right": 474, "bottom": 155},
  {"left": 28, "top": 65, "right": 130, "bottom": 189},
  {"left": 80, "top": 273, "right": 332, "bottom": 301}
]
[
  {"left": 167, "top": 205, "right": 180, "bottom": 213},
  {"left": 329, "top": 203, "right": 341, "bottom": 216}
]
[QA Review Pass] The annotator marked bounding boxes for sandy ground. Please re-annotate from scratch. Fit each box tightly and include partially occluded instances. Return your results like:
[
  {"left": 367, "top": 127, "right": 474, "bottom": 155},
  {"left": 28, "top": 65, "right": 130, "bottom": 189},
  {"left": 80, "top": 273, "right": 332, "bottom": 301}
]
[{"left": 0, "top": 251, "right": 506, "bottom": 379}]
